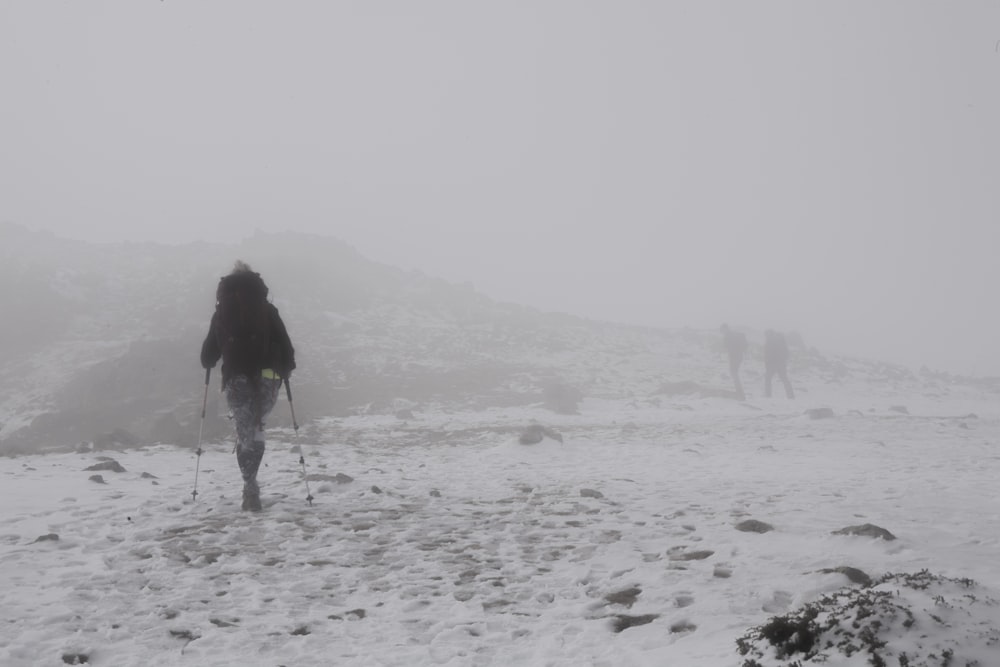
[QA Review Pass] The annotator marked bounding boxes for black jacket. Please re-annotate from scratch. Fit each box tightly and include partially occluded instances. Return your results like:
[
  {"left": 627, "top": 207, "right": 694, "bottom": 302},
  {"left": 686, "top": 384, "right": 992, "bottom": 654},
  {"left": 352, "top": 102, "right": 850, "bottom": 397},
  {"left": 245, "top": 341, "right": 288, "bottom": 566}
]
[{"left": 201, "top": 288, "right": 296, "bottom": 386}]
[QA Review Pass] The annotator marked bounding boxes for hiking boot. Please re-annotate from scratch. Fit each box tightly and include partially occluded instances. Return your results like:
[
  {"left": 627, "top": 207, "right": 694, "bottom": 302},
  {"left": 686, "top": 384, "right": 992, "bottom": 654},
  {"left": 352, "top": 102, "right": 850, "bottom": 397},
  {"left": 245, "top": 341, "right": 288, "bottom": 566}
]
[{"left": 242, "top": 479, "right": 261, "bottom": 512}]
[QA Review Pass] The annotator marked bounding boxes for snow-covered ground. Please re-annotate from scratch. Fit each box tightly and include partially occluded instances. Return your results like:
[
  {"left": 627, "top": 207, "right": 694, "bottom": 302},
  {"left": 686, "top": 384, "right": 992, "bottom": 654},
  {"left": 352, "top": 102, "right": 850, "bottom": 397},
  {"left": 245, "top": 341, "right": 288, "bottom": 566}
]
[{"left": 2, "top": 390, "right": 999, "bottom": 666}]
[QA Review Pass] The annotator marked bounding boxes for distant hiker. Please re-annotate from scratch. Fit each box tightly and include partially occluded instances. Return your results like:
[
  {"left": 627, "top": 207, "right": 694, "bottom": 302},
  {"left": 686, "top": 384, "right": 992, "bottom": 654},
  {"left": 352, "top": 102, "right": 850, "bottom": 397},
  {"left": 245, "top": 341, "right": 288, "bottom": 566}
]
[
  {"left": 720, "top": 324, "right": 748, "bottom": 400},
  {"left": 763, "top": 329, "right": 794, "bottom": 399},
  {"left": 200, "top": 261, "right": 296, "bottom": 511}
]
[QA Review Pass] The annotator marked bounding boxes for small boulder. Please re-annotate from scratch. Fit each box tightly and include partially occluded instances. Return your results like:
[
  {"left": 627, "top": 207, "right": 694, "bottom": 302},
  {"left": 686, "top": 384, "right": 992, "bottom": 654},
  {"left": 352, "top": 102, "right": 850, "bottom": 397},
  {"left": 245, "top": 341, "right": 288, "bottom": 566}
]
[
  {"left": 832, "top": 523, "right": 896, "bottom": 541},
  {"left": 735, "top": 519, "right": 774, "bottom": 534},
  {"left": 84, "top": 460, "right": 126, "bottom": 473},
  {"left": 819, "top": 566, "right": 872, "bottom": 586},
  {"left": 519, "top": 424, "right": 563, "bottom": 445}
]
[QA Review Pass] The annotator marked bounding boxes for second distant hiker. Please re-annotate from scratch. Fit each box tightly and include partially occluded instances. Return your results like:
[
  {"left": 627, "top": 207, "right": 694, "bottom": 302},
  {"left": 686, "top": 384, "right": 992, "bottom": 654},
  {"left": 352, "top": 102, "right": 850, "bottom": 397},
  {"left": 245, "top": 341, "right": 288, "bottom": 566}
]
[{"left": 763, "top": 329, "right": 794, "bottom": 399}]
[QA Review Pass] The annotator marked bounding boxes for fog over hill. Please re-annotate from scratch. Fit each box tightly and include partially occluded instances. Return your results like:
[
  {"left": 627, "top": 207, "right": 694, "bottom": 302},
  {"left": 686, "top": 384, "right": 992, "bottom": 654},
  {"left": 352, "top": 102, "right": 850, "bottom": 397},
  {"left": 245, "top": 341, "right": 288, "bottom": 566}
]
[{"left": 1, "top": 223, "right": 996, "bottom": 454}]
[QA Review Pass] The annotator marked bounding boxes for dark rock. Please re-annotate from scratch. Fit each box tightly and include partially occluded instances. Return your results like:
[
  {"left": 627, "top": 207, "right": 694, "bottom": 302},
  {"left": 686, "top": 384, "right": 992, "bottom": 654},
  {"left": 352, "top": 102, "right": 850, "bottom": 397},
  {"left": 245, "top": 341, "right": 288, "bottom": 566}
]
[
  {"left": 604, "top": 586, "right": 641, "bottom": 608},
  {"left": 370, "top": 485, "right": 382, "bottom": 494},
  {"left": 34, "top": 533, "right": 60, "bottom": 543},
  {"left": 140, "top": 472, "right": 158, "bottom": 479},
  {"left": 89, "top": 475, "right": 106, "bottom": 484},
  {"left": 714, "top": 566, "right": 733, "bottom": 578},
  {"left": 805, "top": 407, "right": 835, "bottom": 420},
  {"left": 670, "top": 620, "right": 697, "bottom": 633},
  {"left": 612, "top": 614, "right": 659, "bottom": 633},
  {"left": 429, "top": 489, "right": 441, "bottom": 498},
  {"left": 62, "top": 653, "right": 89, "bottom": 664},
  {"left": 306, "top": 473, "right": 354, "bottom": 484},
  {"left": 519, "top": 424, "right": 563, "bottom": 445},
  {"left": 84, "top": 460, "right": 126, "bottom": 473},
  {"left": 580, "top": 488, "right": 604, "bottom": 499},
  {"left": 670, "top": 549, "right": 714, "bottom": 561},
  {"left": 735, "top": 519, "right": 774, "bottom": 534},
  {"left": 832, "top": 523, "right": 896, "bottom": 541},
  {"left": 819, "top": 566, "right": 872, "bottom": 586}
]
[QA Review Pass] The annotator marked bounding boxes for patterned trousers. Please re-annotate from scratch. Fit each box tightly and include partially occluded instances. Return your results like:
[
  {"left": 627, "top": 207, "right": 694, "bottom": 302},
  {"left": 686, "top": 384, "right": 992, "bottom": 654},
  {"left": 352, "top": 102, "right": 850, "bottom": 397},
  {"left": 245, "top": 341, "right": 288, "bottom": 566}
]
[{"left": 225, "top": 375, "right": 282, "bottom": 483}]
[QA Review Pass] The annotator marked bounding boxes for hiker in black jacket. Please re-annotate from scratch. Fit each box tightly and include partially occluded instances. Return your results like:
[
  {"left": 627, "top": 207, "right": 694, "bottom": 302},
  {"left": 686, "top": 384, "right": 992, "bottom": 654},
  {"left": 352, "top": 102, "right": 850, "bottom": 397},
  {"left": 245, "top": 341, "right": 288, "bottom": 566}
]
[{"left": 201, "top": 261, "right": 296, "bottom": 511}]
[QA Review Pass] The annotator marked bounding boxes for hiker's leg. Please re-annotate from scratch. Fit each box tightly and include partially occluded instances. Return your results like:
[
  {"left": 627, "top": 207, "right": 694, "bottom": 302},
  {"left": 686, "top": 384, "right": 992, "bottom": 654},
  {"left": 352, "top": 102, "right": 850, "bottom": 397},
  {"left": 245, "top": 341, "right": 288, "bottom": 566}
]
[
  {"left": 226, "top": 376, "right": 264, "bottom": 483},
  {"left": 730, "top": 361, "right": 746, "bottom": 400},
  {"left": 764, "top": 367, "right": 774, "bottom": 398},
  {"left": 780, "top": 368, "right": 795, "bottom": 399},
  {"left": 248, "top": 378, "right": 283, "bottom": 461}
]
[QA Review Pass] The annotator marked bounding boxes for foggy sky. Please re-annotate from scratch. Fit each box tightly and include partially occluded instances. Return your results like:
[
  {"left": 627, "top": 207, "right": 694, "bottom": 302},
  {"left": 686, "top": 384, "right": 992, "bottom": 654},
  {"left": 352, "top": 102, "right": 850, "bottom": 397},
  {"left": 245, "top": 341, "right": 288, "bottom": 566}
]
[{"left": 3, "top": 2, "right": 999, "bottom": 376}]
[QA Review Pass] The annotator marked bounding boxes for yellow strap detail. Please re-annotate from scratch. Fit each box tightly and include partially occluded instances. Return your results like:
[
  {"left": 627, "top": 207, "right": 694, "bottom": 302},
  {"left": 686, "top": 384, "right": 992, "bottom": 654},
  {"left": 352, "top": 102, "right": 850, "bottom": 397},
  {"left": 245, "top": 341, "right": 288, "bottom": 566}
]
[{"left": 261, "top": 368, "right": 280, "bottom": 380}]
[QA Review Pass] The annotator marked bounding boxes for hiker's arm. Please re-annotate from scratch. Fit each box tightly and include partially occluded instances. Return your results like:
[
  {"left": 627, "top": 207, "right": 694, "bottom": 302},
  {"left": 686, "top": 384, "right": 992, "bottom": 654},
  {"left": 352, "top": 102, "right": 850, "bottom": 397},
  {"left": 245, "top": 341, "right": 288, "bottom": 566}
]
[{"left": 200, "top": 312, "right": 222, "bottom": 369}]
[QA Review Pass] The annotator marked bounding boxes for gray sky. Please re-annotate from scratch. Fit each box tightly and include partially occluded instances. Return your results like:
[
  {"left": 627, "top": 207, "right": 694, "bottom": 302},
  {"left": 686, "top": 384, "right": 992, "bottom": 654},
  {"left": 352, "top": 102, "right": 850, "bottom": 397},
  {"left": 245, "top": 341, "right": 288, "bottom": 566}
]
[{"left": 3, "top": 1, "right": 999, "bottom": 376}]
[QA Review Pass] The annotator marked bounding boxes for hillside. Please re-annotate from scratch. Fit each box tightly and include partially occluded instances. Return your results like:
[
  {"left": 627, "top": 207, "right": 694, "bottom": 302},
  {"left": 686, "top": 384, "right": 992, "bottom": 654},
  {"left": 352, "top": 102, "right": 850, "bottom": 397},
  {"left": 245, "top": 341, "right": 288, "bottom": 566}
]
[{"left": 1, "top": 223, "right": 996, "bottom": 454}]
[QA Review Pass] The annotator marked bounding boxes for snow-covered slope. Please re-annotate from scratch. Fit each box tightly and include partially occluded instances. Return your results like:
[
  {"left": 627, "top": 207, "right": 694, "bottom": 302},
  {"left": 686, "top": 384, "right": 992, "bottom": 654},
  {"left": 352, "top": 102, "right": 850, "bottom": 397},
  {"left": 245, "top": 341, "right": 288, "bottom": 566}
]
[
  {"left": 1, "top": 392, "right": 997, "bottom": 666},
  {"left": 4, "top": 224, "right": 996, "bottom": 456}
]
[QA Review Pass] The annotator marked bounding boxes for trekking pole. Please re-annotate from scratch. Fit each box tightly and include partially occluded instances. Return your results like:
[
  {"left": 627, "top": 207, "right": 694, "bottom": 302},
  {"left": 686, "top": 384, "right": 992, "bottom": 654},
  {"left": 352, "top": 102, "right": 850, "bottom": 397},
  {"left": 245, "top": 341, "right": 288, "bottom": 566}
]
[
  {"left": 191, "top": 367, "right": 211, "bottom": 501},
  {"left": 285, "top": 378, "right": 313, "bottom": 506}
]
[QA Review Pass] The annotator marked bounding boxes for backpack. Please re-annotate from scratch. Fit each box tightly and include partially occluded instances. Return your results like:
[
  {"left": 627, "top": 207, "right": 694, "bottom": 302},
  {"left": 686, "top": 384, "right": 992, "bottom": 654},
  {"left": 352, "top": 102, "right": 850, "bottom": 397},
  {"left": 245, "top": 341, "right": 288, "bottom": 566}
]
[{"left": 214, "top": 271, "right": 272, "bottom": 379}]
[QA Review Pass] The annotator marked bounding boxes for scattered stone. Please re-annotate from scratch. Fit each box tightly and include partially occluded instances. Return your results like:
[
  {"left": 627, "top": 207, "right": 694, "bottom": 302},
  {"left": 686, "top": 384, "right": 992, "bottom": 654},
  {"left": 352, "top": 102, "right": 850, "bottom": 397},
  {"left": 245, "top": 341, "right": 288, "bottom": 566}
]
[
  {"left": 888, "top": 405, "right": 909, "bottom": 414},
  {"left": 209, "top": 618, "right": 237, "bottom": 628},
  {"left": 670, "top": 620, "right": 697, "bottom": 633},
  {"left": 714, "top": 566, "right": 733, "bottom": 578},
  {"left": 804, "top": 407, "right": 835, "bottom": 420},
  {"left": 604, "top": 586, "right": 642, "bottom": 608},
  {"left": 670, "top": 549, "right": 714, "bottom": 561},
  {"left": 580, "top": 488, "right": 604, "bottom": 499},
  {"left": 89, "top": 475, "right": 106, "bottom": 484},
  {"left": 62, "top": 653, "right": 89, "bottom": 665},
  {"left": 612, "top": 614, "right": 659, "bottom": 633},
  {"left": 370, "top": 485, "right": 383, "bottom": 494},
  {"left": 345, "top": 609, "right": 366, "bottom": 620},
  {"left": 735, "top": 519, "right": 774, "bottom": 534},
  {"left": 84, "top": 460, "right": 126, "bottom": 473},
  {"left": 519, "top": 424, "right": 564, "bottom": 445},
  {"left": 140, "top": 472, "right": 158, "bottom": 479},
  {"left": 291, "top": 625, "right": 310, "bottom": 636},
  {"left": 34, "top": 533, "right": 60, "bottom": 543},
  {"left": 306, "top": 473, "right": 354, "bottom": 484},
  {"left": 429, "top": 489, "right": 441, "bottom": 498},
  {"left": 832, "top": 523, "right": 896, "bottom": 541},
  {"left": 819, "top": 566, "right": 872, "bottom": 586},
  {"left": 168, "top": 629, "right": 198, "bottom": 641}
]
